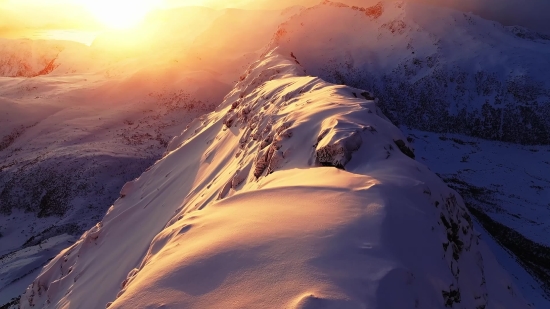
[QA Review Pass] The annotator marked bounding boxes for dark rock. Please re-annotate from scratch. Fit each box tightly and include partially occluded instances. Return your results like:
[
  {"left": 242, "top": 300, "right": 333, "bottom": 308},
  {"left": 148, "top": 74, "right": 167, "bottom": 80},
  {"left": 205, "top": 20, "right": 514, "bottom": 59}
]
[{"left": 394, "top": 139, "right": 415, "bottom": 159}]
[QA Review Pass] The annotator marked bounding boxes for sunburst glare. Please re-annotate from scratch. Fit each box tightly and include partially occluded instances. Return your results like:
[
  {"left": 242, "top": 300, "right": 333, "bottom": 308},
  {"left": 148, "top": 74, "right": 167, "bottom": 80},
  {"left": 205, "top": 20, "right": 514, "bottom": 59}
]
[{"left": 80, "top": 0, "right": 161, "bottom": 29}]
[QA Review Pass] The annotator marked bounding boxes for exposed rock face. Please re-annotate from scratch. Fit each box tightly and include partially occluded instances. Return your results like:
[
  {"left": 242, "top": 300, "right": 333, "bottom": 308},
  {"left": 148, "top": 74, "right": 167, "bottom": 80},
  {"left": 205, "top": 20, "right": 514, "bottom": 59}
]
[
  {"left": 394, "top": 139, "right": 415, "bottom": 159},
  {"left": 315, "top": 125, "right": 363, "bottom": 169}
]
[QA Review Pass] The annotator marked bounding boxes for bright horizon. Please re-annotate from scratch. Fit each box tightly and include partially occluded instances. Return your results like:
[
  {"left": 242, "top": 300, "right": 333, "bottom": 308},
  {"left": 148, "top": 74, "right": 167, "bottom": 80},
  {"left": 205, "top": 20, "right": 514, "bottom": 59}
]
[
  {"left": 0, "top": 0, "right": 230, "bottom": 45},
  {"left": 0, "top": 0, "right": 320, "bottom": 46},
  {"left": 0, "top": 0, "right": 183, "bottom": 31},
  {"left": 78, "top": 0, "right": 162, "bottom": 29},
  {"left": 1, "top": 0, "right": 549, "bottom": 35},
  {"left": 0, "top": 0, "right": 247, "bottom": 33}
]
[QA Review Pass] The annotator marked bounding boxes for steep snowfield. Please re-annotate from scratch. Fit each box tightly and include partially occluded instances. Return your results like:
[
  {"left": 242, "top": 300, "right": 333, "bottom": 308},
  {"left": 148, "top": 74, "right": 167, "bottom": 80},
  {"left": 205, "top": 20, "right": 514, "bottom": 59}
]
[
  {"left": 20, "top": 49, "right": 529, "bottom": 309},
  {"left": 271, "top": 1, "right": 550, "bottom": 144},
  {"left": 405, "top": 130, "right": 550, "bottom": 248}
]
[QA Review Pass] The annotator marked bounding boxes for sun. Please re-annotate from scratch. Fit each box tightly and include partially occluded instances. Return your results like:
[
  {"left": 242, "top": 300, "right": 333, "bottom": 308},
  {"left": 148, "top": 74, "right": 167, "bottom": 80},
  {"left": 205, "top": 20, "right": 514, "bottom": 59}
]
[{"left": 80, "top": 0, "right": 161, "bottom": 30}]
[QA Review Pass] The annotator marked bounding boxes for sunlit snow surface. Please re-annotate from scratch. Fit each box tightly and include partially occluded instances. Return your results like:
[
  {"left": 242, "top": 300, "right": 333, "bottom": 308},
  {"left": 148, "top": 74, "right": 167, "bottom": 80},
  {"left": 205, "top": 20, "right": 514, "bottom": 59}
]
[
  {"left": 1, "top": 0, "right": 549, "bottom": 308},
  {"left": 19, "top": 49, "right": 530, "bottom": 309},
  {"left": 1, "top": 6, "right": 294, "bottom": 305}
]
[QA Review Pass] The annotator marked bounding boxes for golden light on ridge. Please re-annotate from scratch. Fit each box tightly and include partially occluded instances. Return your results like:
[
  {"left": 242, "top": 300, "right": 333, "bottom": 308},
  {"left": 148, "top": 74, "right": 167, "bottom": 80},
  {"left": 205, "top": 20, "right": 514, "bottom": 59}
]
[{"left": 79, "top": 0, "right": 161, "bottom": 29}]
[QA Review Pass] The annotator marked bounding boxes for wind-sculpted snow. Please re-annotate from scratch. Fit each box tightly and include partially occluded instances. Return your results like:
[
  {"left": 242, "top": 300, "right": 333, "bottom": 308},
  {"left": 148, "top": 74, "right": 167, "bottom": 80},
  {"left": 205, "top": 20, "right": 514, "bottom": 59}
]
[
  {"left": 21, "top": 49, "right": 528, "bottom": 309},
  {"left": 270, "top": 0, "right": 550, "bottom": 144}
]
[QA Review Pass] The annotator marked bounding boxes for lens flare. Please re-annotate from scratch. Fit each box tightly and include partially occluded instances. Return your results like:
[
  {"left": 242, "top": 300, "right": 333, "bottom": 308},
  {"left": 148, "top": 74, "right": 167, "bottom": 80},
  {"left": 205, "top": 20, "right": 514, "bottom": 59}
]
[{"left": 80, "top": 0, "right": 160, "bottom": 29}]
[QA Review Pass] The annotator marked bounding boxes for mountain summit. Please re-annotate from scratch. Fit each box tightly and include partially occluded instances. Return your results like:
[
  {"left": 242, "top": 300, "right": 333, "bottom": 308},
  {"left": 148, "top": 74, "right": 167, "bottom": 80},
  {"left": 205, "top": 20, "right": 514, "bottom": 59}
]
[{"left": 21, "top": 47, "right": 528, "bottom": 308}]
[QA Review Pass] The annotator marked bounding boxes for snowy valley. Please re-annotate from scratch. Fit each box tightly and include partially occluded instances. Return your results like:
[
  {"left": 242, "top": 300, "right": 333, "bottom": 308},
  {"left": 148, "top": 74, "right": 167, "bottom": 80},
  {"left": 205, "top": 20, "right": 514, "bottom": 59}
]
[{"left": 1, "top": 0, "right": 550, "bottom": 308}]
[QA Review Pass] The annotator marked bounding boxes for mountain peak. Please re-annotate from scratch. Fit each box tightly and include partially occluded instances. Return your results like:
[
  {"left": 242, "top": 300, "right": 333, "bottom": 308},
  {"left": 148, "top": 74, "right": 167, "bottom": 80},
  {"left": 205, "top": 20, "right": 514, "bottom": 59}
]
[{"left": 21, "top": 48, "right": 528, "bottom": 309}]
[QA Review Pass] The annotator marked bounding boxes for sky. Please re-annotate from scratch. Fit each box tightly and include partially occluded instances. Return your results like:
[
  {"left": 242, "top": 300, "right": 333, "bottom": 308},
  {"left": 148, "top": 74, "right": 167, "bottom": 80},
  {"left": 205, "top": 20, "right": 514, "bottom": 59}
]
[
  {"left": 0, "top": 0, "right": 548, "bottom": 34},
  {"left": 0, "top": 0, "right": 97, "bottom": 31}
]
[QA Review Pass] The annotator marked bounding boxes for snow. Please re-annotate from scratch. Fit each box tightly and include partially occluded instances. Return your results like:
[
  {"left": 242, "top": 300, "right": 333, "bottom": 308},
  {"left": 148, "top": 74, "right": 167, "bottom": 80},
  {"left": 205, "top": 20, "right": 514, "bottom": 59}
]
[
  {"left": 270, "top": 0, "right": 550, "bottom": 144},
  {"left": 1, "top": 5, "right": 293, "bottom": 304},
  {"left": 402, "top": 127, "right": 550, "bottom": 308},
  {"left": 475, "top": 219, "right": 549, "bottom": 309},
  {"left": 404, "top": 129, "right": 550, "bottom": 246},
  {"left": 1, "top": 1, "right": 548, "bottom": 308},
  {"left": 0, "top": 234, "right": 74, "bottom": 305},
  {"left": 20, "top": 49, "right": 529, "bottom": 308}
]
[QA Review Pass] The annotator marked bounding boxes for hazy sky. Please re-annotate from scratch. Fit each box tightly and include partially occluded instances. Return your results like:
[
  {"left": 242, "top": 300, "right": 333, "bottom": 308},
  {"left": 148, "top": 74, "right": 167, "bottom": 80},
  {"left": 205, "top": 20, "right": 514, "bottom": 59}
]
[
  {"left": 0, "top": 0, "right": 548, "bottom": 34},
  {"left": 0, "top": 0, "right": 97, "bottom": 31}
]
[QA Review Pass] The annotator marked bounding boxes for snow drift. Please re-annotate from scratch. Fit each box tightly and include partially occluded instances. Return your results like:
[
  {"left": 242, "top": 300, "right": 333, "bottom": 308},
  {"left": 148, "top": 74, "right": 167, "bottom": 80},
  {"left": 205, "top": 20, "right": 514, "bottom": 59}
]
[{"left": 20, "top": 48, "right": 529, "bottom": 308}]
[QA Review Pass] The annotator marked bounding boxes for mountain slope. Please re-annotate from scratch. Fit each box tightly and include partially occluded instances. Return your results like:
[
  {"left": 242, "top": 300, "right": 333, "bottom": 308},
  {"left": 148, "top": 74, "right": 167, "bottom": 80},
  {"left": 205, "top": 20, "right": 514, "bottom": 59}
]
[
  {"left": 401, "top": 127, "right": 550, "bottom": 304},
  {"left": 0, "top": 6, "right": 296, "bottom": 305},
  {"left": 0, "top": 65, "right": 224, "bottom": 307},
  {"left": 263, "top": 0, "right": 550, "bottom": 298},
  {"left": 20, "top": 48, "right": 529, "bottom": 309},
  {"left": 271, "top": 0, "right": 550, "bottom": 144},
  {"left": 0, "top": 39, "right": 91, "bottom": 78}
]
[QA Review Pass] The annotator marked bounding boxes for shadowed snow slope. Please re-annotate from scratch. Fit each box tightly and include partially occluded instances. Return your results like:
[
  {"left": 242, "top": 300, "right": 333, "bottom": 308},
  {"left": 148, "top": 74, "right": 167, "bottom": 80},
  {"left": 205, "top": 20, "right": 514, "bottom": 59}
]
[{"left": 20, "top": 49, "right": 528, "bottom": 309}]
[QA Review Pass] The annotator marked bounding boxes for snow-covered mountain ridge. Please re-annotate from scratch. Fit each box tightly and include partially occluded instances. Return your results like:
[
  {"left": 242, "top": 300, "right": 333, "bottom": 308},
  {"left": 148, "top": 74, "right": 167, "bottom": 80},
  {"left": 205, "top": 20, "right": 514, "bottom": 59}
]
[
  {"left": 272, "top": 0, "right": 550, "bottom": 144},
  {"left": 20, "top": 48, "right": 529, "bottom": 308},
  {"left": 0, "top": 1, "right": 548, "bottom": 307},
  {"left": 0, "top": 6, "right": 296, "bottom": 305}
]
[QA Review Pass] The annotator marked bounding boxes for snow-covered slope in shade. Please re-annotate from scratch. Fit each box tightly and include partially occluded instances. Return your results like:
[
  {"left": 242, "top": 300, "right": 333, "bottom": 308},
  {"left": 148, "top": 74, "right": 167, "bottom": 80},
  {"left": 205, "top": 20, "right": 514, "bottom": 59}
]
[
  {"left": 271, "top": 0, "right": 550, "bottom": 144},
  {"left": 401, "top": 127, "right": 550, "bottom": 306},
  {"left": 20, "top": 48, "right": 529, "bottom": 309}
]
